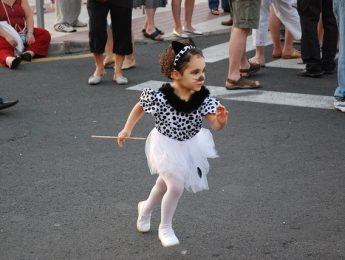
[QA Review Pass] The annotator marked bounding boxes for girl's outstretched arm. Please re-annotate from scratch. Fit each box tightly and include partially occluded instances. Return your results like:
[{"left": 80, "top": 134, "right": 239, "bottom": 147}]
[
  {"left": 205, "top": 105, "right": 229, "bottom": 130},
  {"left": 117, "top": 102, "right": 144, "bottom": 147}
]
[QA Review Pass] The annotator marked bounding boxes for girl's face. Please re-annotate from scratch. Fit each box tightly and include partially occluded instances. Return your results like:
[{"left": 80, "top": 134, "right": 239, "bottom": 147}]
[{"left": 175, "top": 55, "right": 206, "bottom": 92}]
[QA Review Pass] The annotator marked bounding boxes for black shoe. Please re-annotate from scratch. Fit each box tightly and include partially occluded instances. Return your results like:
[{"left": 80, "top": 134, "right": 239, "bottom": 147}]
[
  {"left": 221, "top": 19, "right": 233, "bottom": 26},
  {"left": 297, "top": 69, "right": 324, "bottom": 78},
  {"left": 9, "top": 56, "right": 22, "bottom": 69},
  {"left": 322, "top": 64, "right": 336, "bottom": 74},
  {"left": 0, "top": 98, "right": 19, "bottom": 110},
  {"left": 20, "top": 52, "right": 32, "bottom": 62}
]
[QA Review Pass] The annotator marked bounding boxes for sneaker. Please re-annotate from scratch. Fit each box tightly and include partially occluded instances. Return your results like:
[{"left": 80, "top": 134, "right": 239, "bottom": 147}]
[
  {"left": 137, "top": 201, "right": 151, "bottom": 232},
  {"left": 334, "top": 97, "right": 345, "bottom": 112},
  {"left": 71, "top": 20, "right": 87, "bottom": 28},
  {"left": 158, "top": 227, "right": 180, "bottom": 247},
  {"left": 54, "top": 23, "right": 76, "bottom": 33}
]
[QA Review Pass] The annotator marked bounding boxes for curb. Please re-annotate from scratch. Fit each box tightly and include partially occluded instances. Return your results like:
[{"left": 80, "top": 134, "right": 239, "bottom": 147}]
[{"left": 48, "top": 28, "right": 229, "bottom": 56}]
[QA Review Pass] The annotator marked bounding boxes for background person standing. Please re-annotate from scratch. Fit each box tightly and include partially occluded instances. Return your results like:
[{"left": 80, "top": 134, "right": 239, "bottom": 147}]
[
  {"left": 333, "top": 0, "right": 345, "bottom": 112},
  {"left": 297, "top": 0, "right": 337, "bottom": 77},
  {"left": 54, "top": 0, "right": 87, "bottom": 33}
]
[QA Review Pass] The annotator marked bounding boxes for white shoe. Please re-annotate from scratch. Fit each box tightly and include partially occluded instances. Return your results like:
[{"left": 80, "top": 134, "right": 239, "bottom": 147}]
[
  {"left": 334, "top": 97, "right": 345, "bottom": 112},
  {"left": 158, "top": 227, "right": 180, "bottom": 247},
  {"left": 114, "top": 75, "right": 128, "bottom": 85},
  {"left": 88, "top": 75, "right": 102, "bottom": 85},
  {"left": 71, "top": 20, "right": 87, "bottom": 27},
  {"left": 172, "top": 29, "right": 189, "bottom": 39},
  {"left": 183, "top": 27, "right": 203, "bottom": 35},
  {"left": 54, "top": 23, "right": 76, "bottom": 33},
  {"left": 137, "top": 201, "right": 151, "bottom": 232}
]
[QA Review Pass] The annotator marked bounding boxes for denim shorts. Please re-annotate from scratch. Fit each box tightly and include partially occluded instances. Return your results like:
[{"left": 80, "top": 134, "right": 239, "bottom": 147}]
[{"left": 230, "top": 0, "right": 260, "bottom": 29}]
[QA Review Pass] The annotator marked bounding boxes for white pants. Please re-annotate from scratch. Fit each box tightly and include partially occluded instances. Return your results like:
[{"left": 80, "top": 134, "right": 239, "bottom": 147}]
[
  {"left": 55, "top": 0, "right": 82, "bottom": 25},
  {"left": 252, "top": 0, "right": 301, "bottom": 46}
]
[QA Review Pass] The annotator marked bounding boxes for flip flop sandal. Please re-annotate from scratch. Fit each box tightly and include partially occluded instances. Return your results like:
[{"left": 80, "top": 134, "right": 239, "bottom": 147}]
[
  {"left": 239, "top": 62, "right": 261, "bottom": 77},
  {"left": 155, "top": 27, "right": 164, "bottom": 35},
  {"left": 142, "top": 28, "right": 164, "bottom": 36},
  {"left": 225, "top": 77, "right": 260, "bottom": 90},
  {"left": 144, "top": 29, "right": 163, "bottom": 41}
]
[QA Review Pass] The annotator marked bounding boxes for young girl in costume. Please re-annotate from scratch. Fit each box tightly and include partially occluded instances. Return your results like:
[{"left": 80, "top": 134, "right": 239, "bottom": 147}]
[{"left": 117, "top": 39, "right": 228, "bottom": 247}]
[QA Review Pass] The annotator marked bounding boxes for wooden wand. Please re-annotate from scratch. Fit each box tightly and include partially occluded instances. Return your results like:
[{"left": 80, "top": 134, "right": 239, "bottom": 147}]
[{"left": 91, "top": 135, "right": 146, "bottom": 140}]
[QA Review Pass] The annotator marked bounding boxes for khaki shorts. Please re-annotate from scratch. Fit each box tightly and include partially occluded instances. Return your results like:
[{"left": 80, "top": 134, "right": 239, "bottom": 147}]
[{"left": 230, "top": 0, "right": 260, "bottom": 29}]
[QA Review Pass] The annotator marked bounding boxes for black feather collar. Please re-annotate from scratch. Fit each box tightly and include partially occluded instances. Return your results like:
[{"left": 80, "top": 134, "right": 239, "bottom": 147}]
[{"left": 159, "top": 83, "right": 210, "bottom": 113}]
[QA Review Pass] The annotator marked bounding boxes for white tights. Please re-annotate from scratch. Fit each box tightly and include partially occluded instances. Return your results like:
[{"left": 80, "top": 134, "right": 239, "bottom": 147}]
[{"left": 142, "top": 174, "right": 184, "bottom": 228}]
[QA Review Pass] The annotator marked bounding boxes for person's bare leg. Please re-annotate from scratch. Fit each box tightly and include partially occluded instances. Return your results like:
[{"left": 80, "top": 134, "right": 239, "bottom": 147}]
[
  {"left": 114, "top": 54, "right": 125, "bottom": 79},
  {"left": 121, "top": 32, "right": 136, "bottom": 69},
  {"left": 317, "top": 14, "right": 323, "bottom": 48},
  {"left": 184, "top": 0, "right": 195, "bottom": 31},
  {"left": 93, "top": 53, "right": 105, "bottom": 76},
  {"left": 240, "top": 50, "right": 250, "bottom": 70},
  {"left": 228, "top": 28, "right": 249, "bottom": 81},
  {"left": 282, "top": 30, "right": 295, "bottom": 55},
  {"left": 269, "top": 7, "right": 283, "bottom": 57},
  {"left": 104, "top": 26, "right": 115, "bottom": 65},
  {"left": 249, "top": 46, "right": 266, "bottom": 65},
  {"left": 226, "top": 27, "right": 260, "bottom": 87},
  {"left": 145, "top": 8, "right": 158, "bottom": 35},
  {"left": 172, "top": 0, "right": 183, "bottom": 34}
]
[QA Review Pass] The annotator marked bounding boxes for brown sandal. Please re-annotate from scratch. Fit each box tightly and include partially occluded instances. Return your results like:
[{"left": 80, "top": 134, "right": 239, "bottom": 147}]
[
  {"left": 225, "top": 77, "right": 261, "bottom": 90},
  {"left": 239, "top": 62, "right": 261, "bottom": 77},
  {"left": 211, "top": 9, "right": 220, "bottom": 15}
]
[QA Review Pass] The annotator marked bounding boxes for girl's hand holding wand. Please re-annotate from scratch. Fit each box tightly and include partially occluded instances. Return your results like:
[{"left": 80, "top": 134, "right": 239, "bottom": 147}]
[
  {"left": 117, "top": 129, "right": 131, "bottom": 148},
  {"left": 117, "top": 103, "right": 145, "bottom": 148}
]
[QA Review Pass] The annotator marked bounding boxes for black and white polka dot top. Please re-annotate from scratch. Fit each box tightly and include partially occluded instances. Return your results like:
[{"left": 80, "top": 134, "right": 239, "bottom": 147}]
[{"left": 139, "top": 84, "right": 220, "bottom": 141}]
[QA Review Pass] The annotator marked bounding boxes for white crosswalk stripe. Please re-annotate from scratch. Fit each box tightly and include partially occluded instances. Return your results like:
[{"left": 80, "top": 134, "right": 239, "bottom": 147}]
[
  {"left": 127, "top": 81, "right": 334, "bottom": 110},
  {"left": 204, "top": 36, "right": 304, "bottom": 70}
]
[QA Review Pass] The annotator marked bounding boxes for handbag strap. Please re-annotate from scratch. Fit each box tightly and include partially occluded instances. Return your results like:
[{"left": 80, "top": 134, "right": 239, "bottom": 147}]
[{"left": 1, "top": 0, "right": 26, "bottom": 32}]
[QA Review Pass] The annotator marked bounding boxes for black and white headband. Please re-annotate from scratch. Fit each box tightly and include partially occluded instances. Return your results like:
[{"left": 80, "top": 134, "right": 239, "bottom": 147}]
[{"left": 172, "top": 41, "right": 196, "bottom": 68}]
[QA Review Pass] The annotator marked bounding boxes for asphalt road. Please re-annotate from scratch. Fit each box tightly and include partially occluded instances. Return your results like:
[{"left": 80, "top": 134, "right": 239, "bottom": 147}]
[{"left": 1, "top": 33, "right": 345, "bottom": 260}]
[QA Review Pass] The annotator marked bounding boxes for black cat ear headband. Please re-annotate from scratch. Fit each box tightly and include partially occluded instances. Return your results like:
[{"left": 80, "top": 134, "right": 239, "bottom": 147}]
[{"left": 172, "top": 41, "right": 196, "bottom": 68}]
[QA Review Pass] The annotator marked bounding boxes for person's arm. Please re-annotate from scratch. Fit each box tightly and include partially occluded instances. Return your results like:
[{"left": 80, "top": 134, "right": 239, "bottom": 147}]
[
  {"left": 117, "top": 102, "right": 145, "bottom": 147},
  {"left": 0, "top": 26, "right": 18, "bottom": 47},
  {"left": 205, "top": 105, "right": 229, "bottom": 130},
  {"left": 21, "top": 0, "right": 35, "bottom": 44}
]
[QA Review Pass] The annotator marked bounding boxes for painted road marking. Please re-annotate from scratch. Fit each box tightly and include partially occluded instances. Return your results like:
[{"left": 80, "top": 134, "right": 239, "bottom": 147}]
[
  {"left": 204, "top": 34, "right": 273, "bottom": 63},
  {"left": 203, "top": 36, "right": 304, "bottom": 70},
  {"left": 31, "top": 53, "right": 93, "bottom": 63},
  {"left": 266, "top": 58, "right": 304, "bottom": 69},
  {"left": 127, "top": 80, "right": 334, "bottom": 110}
]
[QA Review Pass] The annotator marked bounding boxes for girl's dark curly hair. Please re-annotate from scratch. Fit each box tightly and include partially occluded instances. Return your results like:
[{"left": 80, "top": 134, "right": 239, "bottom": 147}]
[{"left": 159, "top": 38, "right": 204, "bottom": 79}]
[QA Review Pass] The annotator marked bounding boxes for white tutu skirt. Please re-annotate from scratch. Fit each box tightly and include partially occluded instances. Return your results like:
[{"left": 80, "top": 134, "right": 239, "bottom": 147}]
[{"left": 145, "top": 128, "right": 218, "bottom": 193}]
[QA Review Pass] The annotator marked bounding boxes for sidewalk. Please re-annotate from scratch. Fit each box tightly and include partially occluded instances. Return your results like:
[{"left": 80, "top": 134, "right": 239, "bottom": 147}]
[{"left": 28, "top": 0, "right": 231, "bottom": 56}]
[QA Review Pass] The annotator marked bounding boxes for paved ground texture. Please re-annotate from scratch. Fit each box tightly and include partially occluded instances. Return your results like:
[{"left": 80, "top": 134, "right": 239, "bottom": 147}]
[{"left": 1, "top": 32, "right": 345, "bottom": 260}]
